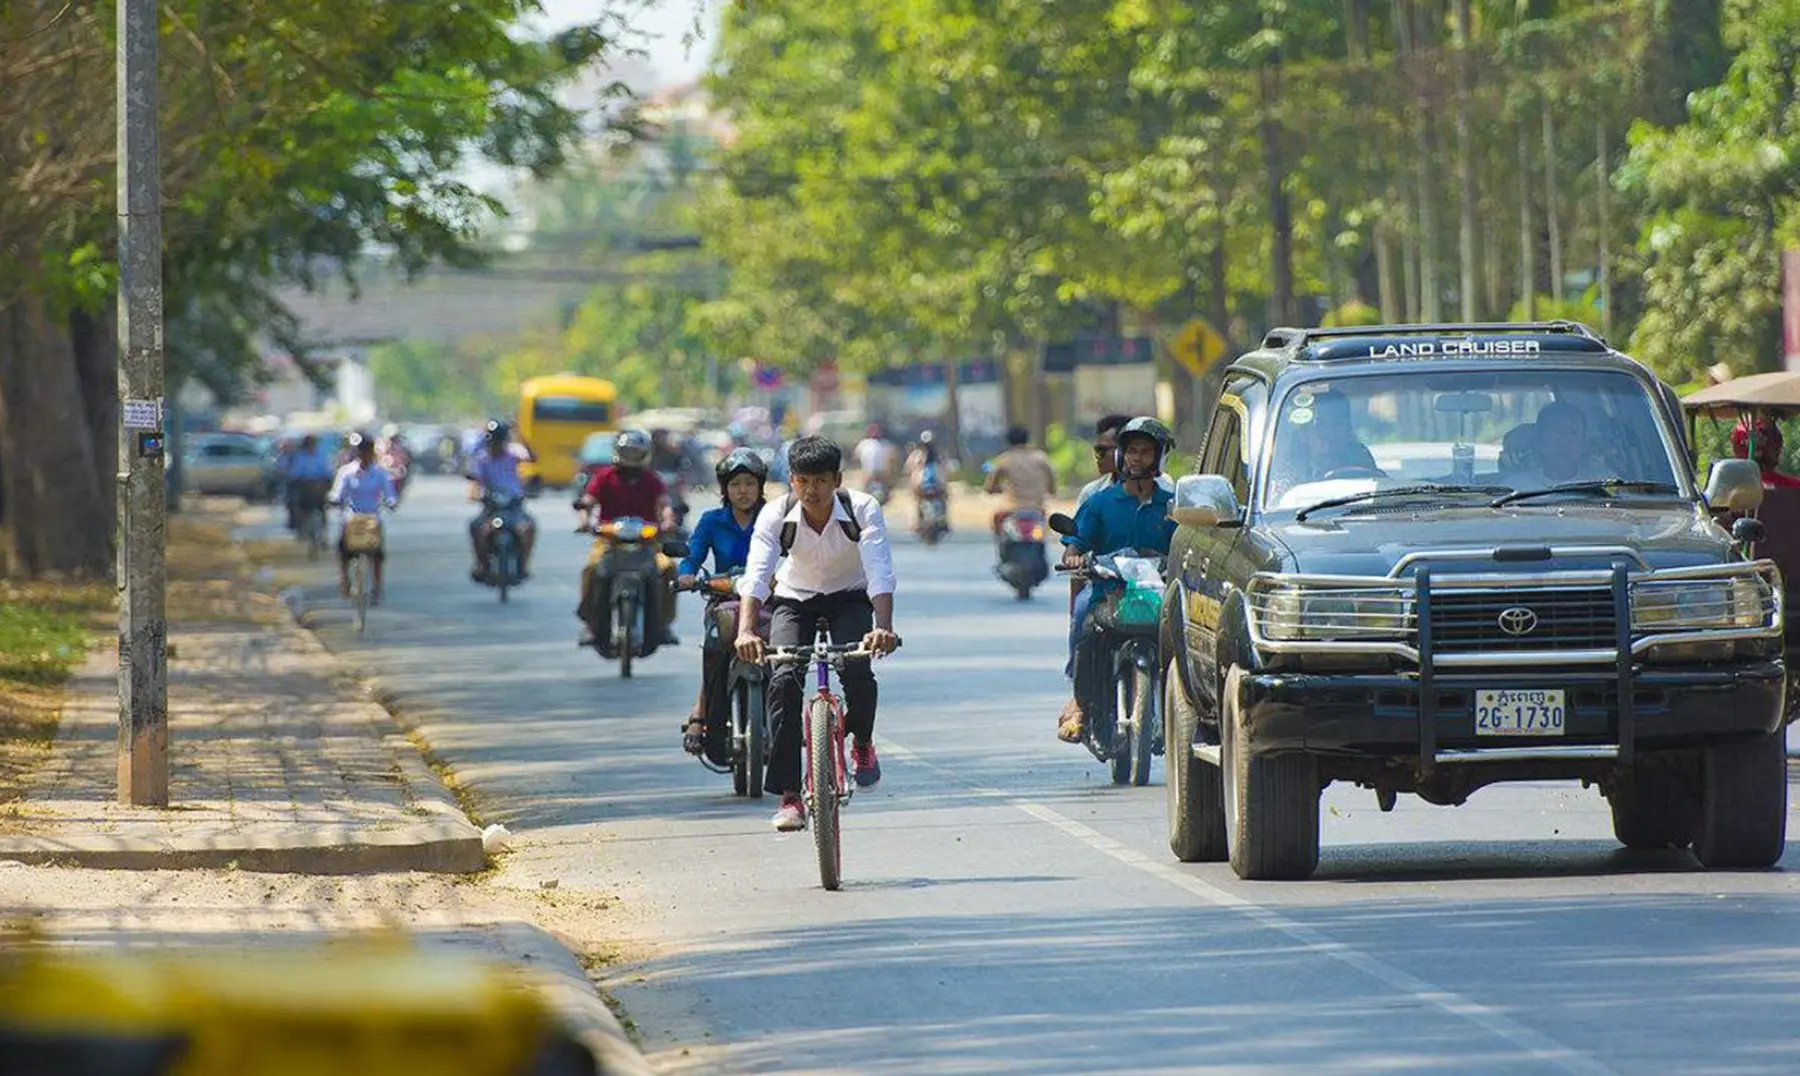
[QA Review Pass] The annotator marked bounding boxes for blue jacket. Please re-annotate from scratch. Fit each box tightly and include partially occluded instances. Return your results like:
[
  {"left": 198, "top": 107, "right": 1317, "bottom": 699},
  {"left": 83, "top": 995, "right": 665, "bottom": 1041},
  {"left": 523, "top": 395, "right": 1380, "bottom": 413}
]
[
  {"left": 679, "top": 504, "right": 758, "bottom": 578},
  {"left": 1065, "top": 480, "right": 1175, "bottom": 558}
]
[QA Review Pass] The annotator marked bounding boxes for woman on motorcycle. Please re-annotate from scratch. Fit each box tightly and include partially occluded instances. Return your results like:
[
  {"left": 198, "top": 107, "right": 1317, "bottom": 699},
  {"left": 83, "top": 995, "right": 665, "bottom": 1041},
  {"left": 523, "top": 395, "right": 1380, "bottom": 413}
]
[{"left": 676, "top": 449, "right": 770, "bottom": 757}]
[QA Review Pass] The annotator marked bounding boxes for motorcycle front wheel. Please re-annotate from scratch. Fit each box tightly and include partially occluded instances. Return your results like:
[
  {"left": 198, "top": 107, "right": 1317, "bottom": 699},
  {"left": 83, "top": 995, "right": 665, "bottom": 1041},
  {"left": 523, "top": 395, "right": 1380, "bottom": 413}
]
[{"left": 616, "top": 593, "right": 637, "bottom": 678}]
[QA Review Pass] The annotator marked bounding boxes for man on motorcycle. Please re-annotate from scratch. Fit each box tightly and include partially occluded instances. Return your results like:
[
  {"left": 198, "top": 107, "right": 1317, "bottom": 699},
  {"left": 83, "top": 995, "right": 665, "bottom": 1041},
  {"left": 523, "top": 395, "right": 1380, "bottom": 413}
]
[
  {"left": 1057, "top": 417, "right": 1177, "bottom": 743},
  {"left": 676, "top": 448, "right": 770, "bottom": 759},
  {"left": 854, "top": 423, "right": 896, "bottom": 500},
  {"left": 378, "top": 426, "right": 413, "bottom": 501},
  {"left": 983, "top": 425, "right": 1056, "bottom": 531},
  {"left": 575, "top": 429, "right": 680, "bottom": 649},
  {"left": 735, "top": 436, "right": 900, "bottom": 832},
  {"left": 464, "top": 420, "right": 538, "bottom": 582},
  {"left": 328, "top": 433, "right": 399, "bottom": 602}
]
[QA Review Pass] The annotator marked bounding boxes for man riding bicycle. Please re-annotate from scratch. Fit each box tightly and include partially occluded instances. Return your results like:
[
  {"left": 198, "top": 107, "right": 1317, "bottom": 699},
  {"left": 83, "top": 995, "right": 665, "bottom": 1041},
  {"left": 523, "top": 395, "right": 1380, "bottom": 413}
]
[
  {"left": 328, "top": 433, "right": 399, "bottom": 602},
  {"left": 1057, "top": 417, "right": 1177, "bottom": 743},
  {"left": 575, "top": 429, "right": 680, "bottom": 649},
  {"left": 285, "top": 433, "right": 335, "bottom": 534},
  {"left": 735, "top": 436, "right": 900, "bottom": 833},
  {"left": 464, "top": 420, "right": 538, "bottom": 582},
  {"left": 676, "top": 448, "right": 770, "bottom": 760}
]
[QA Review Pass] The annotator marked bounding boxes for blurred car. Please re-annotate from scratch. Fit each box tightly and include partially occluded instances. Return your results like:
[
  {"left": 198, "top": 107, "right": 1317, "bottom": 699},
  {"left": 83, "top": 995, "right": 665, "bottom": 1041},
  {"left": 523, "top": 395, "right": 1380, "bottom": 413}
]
[
  {"left": 403, "top": 424, "right": 459, "bottom": 474},
  {"left": 185, "top": 432, "right": 276, "bottom": 500},
  {"left": 572, "top": 430, "right": 618, "bottom": 493}
]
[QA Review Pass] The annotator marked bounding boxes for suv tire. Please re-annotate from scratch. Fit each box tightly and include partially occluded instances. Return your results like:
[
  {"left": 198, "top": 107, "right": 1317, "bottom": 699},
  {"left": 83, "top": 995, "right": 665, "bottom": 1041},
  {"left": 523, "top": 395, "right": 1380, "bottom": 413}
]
[
  {"left": 1607, "top": 759, "right": 1692, "bottom": 850},
  {"left": 1166, "top": 657, "right": 1226, "bottom": 862},
  {"left": 1221, "top": 666, "right": 1321, "bottom": 880},
  {"left": 1692, "top": 732, "right": 1788, "bottom": 870}
]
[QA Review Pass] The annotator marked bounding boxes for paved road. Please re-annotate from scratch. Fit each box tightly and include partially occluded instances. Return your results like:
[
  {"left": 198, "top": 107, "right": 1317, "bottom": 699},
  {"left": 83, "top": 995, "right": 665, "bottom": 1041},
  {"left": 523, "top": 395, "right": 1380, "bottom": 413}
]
[{"left": 306, "top": 477, "right": 1799, "bottom": 1075}]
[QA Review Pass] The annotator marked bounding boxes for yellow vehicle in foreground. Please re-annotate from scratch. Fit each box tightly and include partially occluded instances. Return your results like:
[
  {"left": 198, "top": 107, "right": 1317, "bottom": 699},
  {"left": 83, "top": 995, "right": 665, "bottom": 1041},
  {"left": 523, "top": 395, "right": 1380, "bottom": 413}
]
[
  {"left": 517, "top": 374, "right": 619, "bottom": 488},
  {"left": 0, "top": 940, "right": 604, "bottom": 1076}
]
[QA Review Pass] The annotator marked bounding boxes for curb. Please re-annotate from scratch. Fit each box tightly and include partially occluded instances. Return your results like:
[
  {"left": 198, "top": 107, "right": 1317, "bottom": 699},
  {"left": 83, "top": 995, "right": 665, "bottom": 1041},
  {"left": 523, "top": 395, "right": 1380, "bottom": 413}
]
[{"left": 0, "top": 819, "right": 486, "bottom": 873}]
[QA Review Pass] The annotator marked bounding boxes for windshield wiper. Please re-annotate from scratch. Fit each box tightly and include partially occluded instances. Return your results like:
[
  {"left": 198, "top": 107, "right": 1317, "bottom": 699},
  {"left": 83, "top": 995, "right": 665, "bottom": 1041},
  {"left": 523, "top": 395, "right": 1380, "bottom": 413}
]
[
  {"left": 1294, "top": 484, "right": 1511, "bottom": 522},
  {"left": 1489, "top": 479, "right": 1681, "bottom": 507}
]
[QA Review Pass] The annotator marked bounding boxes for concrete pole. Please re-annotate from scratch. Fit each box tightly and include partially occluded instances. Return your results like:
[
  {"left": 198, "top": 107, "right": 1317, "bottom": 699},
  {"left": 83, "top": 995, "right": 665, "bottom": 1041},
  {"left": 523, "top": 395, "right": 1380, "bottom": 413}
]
[{"left": 116, "top": 0, "right": 168, "bottom": 806}]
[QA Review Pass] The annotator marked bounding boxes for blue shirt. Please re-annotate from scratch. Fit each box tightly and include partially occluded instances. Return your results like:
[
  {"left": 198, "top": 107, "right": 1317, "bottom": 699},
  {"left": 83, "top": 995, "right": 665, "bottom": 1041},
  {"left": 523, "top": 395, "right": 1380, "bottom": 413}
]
[
  {"left": 680, "top": 504, "right": 758, "bottom": 578},
  {"left": 287, "top": 448, "right": 335, "bottom": 482},
  {"left": 1066, "top": 481, "right": 1175, "bottom": 558},
  {"left": 329, "top": 462, "right": 397, "bottom": 514},
  {"left": 466, "top": 443, "right": 531, "bottom": 496}
]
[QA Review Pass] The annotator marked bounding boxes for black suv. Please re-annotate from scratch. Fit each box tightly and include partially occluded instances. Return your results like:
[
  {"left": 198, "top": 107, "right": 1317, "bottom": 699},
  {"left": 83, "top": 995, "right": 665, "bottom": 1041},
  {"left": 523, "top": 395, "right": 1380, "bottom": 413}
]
[{"left": 1160, "top": 322, "right": 1787, "bottom": 879}]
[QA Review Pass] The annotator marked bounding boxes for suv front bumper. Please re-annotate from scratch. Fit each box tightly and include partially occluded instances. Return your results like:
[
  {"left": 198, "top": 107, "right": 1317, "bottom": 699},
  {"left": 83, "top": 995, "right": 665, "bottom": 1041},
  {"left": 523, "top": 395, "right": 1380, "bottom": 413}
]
[{"left": 1240, "top": 661, "right": 1786, "bottom": 762}]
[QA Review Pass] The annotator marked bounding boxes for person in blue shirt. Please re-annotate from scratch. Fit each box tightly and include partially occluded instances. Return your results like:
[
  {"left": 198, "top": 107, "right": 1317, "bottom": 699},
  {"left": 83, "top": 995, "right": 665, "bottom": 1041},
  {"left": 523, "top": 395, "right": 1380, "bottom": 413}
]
[
  {"left": 677, "top": 448, "right": 770, "bottom": 759},
  {"left": 285, "top": 434, "right": 336, "bottom": 533},
  {"left": 327, "top": 433, "right": 399, "bottom": 602},
  {"left": 1057, "top": 417, "right": 1177, "bottom": 743}
]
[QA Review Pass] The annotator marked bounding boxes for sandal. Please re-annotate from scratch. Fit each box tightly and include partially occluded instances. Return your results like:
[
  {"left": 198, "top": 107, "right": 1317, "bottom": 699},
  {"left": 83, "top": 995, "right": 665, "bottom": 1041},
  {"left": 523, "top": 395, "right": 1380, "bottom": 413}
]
[
  {"left": 682, "top": 716, "right": 707, "bottom": 756},
  {"left": 1056, "top": 699, "right": 1086, "bottom": 744}
]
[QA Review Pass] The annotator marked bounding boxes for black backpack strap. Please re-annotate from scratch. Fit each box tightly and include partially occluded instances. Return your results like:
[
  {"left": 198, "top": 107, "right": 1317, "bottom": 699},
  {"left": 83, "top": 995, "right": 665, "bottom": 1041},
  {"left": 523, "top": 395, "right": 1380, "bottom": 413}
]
[
  {"left": 836, "top": 489, "right": 862, "bottom": 543},
  {"left": 776, "top": 491, "right": 861, "bottom": 555}
]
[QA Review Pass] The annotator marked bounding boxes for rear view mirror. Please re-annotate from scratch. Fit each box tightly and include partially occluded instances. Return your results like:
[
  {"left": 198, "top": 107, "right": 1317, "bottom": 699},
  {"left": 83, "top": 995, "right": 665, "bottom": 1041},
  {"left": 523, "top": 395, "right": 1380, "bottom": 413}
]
[
  {"left": 1047, "top": 512, "right": 1077, "bottom": 537},
  {"left": 1705, "top": 459, "right": 1764, "bottom": 513},
  {"left": 1731, "top": 516, "right": 1767, "bottom": 546},
  {"left": 661, "top": 541, "right": 691, "bottom": 560},
  {"left": 1171, "top": 474, "right": 1241, "bottom": 527},
  {"left": 1435, "top": 391, "right": 1494, "bottom": 414}
]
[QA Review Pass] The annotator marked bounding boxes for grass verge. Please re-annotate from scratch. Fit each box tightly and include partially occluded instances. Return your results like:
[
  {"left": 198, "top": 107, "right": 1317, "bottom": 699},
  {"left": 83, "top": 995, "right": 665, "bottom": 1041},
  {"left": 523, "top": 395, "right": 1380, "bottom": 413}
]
[{"left": 0, "top": 580, "right": 112, "bottom": 801}]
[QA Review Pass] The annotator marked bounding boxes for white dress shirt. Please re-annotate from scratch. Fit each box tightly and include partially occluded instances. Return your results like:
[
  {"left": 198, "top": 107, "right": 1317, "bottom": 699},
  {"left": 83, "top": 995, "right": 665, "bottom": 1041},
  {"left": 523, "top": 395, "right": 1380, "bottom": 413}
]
[{"left": 739, "top": 488, "right": 897, "bottom": 603}]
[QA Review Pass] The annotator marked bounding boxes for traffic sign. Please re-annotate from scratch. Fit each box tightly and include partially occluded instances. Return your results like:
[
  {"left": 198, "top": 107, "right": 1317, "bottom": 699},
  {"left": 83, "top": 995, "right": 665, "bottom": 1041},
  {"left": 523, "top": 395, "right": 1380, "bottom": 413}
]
[{"left": 1172, "top": 318, "right": 1228, "bottom": 379}]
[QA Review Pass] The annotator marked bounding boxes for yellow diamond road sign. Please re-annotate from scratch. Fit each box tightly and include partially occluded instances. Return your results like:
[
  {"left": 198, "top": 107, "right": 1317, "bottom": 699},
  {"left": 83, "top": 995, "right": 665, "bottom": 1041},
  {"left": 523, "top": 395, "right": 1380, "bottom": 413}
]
[{"left": 1173, "top": 318, "right": 1227, "bottom": 379}]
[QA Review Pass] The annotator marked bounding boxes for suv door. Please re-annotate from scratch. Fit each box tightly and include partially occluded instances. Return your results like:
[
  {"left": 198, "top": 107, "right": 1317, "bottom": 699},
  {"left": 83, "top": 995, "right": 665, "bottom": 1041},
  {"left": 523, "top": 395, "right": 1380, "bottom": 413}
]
[{"left": 1177, "top": 387, "right": 1253, "bottom": 716}]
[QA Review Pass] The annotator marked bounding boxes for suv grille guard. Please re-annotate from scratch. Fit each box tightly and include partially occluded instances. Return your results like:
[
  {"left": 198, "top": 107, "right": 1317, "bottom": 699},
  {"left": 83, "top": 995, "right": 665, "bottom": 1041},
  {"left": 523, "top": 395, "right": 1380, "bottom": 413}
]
[{"left": 1242, "top": 554, "right": 1784, "bottom": 773}]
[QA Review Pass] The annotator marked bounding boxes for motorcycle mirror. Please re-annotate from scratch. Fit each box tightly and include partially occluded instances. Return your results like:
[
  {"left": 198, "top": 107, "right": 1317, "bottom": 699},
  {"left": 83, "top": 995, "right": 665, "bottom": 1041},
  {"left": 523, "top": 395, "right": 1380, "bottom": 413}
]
[
  {"left": 661, "top": 540, "right": 691, "bottom": 559},
  {"left": 1047, "top": 512, "right": 1077, "bottom": 537}
]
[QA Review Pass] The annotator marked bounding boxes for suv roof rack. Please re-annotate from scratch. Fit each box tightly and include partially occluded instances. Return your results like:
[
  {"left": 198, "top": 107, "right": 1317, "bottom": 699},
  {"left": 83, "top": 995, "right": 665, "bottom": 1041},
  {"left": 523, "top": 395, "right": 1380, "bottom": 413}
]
[{"left": 1261, "top": 320, "right": 1602, "bottom": 351}]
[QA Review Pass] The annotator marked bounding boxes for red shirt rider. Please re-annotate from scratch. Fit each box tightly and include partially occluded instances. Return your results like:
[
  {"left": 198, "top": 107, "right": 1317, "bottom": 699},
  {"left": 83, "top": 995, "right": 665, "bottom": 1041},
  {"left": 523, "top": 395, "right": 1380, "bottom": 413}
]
[
  {"left": 1731, "top": 418, "right": 1800, "bottom": 490},
  {"left": 582, "top": 465, "right": 668, "bottom": 521}
]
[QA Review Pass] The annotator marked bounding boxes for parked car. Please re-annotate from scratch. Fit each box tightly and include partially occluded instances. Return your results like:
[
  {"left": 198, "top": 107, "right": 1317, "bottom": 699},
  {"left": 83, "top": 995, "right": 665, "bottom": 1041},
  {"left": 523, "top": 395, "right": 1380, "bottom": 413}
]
[
  {"left": 185, "top": 432, "right": 276, "bottom": 500},
  {"left": 1161, "top": 321, "right": 1787, "bottom": 880}
]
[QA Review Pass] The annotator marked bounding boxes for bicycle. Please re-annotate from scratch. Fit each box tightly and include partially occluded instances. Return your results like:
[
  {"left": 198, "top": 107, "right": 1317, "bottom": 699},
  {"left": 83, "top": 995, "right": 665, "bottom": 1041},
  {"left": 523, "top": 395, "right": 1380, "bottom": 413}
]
[
  {"left": 765, "top": 621, "right": 900, "bottom": 891},
  {"left": 338, "top": 507, "right": 387, "bottom": 635}
]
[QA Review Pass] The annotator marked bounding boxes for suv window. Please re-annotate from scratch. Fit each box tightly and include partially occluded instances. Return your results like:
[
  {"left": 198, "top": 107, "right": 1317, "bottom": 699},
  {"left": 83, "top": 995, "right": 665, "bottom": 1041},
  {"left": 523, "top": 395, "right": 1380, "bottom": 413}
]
[
  {"left": 1261, "top": 369, "right": 1683, "bottom": 512},
  {"left": 1201, "top": 403, "right": 1249, "bottom": 504}
]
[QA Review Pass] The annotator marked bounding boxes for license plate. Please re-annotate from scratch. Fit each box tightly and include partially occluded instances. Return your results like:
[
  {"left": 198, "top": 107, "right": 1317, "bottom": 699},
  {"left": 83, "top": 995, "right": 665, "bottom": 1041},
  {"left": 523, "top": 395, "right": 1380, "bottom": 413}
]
[{"left": 1474, "top": 689, "right": 1566, "bottom": 736}]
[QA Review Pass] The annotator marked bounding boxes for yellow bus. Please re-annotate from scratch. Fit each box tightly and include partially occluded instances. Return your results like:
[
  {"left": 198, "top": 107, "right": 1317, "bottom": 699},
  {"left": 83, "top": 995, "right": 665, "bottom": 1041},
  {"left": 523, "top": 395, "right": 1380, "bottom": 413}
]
[{"left": 516, "top": 374, "right": 619, "bottom": 487}]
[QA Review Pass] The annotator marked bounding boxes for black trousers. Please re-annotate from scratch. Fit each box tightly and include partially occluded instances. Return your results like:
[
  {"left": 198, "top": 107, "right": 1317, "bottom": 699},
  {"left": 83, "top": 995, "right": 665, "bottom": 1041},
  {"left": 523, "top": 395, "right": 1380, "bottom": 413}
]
[{"left": 766, "top": 589, "right": 877, "bottom": 797}]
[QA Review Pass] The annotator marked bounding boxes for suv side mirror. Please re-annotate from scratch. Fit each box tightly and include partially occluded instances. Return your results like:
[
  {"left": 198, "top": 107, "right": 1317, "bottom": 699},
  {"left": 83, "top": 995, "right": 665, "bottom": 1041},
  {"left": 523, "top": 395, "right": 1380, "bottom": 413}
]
[
  {"left": 1705, "top": 459, "right": 1764, "bottom": 513},
  {"left": 1171, "top": 474, "right": 1241, "bottom": 527}
]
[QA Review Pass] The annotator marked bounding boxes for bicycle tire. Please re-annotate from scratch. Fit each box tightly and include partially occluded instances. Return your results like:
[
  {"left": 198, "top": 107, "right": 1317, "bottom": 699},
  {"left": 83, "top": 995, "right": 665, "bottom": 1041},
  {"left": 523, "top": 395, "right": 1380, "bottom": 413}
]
[
  {"left": 808, "top": 695, "right": 842, "bottom": 890},
  {"left": 741, "top": 678, "right": 766, "bottom": 799},
  {"left": 352, "top": 555, "right": 369, "bottom": 634}
]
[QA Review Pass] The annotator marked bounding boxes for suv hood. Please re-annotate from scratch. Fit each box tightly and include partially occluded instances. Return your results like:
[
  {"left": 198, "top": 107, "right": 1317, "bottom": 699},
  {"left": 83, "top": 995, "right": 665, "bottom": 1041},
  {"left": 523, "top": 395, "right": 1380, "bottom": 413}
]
[{"left": 1269, "top": 503, "right": 1730, "bottom": 578}]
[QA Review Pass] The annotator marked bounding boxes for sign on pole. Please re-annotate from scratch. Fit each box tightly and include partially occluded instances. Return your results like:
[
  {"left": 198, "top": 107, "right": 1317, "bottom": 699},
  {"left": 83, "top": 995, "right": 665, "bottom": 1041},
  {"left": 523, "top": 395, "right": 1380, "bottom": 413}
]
[{"left": 1172, "top": 318, "right": 1228, "bottom": 379}]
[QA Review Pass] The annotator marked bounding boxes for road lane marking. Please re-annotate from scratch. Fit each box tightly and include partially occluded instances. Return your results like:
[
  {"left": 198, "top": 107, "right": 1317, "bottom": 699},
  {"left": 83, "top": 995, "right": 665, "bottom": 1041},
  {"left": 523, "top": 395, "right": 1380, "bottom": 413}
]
[{"left": 880, "top": 740, "right": 1616, "bottom": 1076}]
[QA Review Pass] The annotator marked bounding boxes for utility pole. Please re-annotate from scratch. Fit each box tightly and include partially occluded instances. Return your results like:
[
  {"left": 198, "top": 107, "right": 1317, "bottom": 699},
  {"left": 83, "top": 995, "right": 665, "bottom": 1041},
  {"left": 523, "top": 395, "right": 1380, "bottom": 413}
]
[{"left": 116, "top": 0, "right": 168, "bottom": 806}]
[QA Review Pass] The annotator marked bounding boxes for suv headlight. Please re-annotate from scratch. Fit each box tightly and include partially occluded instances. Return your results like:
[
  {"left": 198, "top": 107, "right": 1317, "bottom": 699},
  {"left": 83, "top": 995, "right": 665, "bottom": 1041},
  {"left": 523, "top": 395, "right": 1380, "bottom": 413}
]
[
  {"left": 1632, "top": 576, "right": 1770, "bottom": 631},
  {"left": 1255, "top": 585, "right": 1412, "bottom": 642}
]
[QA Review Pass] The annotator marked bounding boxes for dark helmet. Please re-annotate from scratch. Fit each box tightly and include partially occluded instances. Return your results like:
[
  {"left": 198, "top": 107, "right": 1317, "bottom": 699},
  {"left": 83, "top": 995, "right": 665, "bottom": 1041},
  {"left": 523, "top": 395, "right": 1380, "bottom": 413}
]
[
  {"left": 483, "top": 419, "right": 510, "bottom": 445},
  {"left": 715, "top": 447, "right": 770, "bottom": 494},
  {"left": 1115, "top": 417, "right": 1174, "bottom": 478},
  {"left": 614, "top": 429, "right": 652, "bottom": 469}
]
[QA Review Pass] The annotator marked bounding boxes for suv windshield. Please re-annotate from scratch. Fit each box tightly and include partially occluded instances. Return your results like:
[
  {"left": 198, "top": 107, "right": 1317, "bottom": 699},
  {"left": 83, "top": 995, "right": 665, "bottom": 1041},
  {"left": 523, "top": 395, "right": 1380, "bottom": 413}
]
[{"left": 1261, "top": 369, "right": 1684, "bottom": 513}]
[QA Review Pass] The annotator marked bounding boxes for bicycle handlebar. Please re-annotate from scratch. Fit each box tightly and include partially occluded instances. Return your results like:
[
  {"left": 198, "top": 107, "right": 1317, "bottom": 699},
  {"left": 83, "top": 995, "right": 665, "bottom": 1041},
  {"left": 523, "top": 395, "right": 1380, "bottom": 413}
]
[{"left": 762, "top": 638, "right": 902, "bottom": 666}]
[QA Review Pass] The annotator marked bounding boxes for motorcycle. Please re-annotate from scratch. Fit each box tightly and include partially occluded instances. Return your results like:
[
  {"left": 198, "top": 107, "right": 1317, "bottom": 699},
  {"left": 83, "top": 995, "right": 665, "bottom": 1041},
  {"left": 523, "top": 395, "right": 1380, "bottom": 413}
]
[
  {"left": 915, "top": 483, "right": 949, "bottom": 546},
  {"left": 588, "top": 515, "right": 679, "bottom": 678},
  {"left": 676, "top": 568, "right": 772, "bottom": 798},
  {"left": 865, "top": 477, "right": 891, "bottom": 506},
  {"left": 1050, "top": 512, "right": 1166, "bottom": 787},
  {"left": 477, "top": 493, "right": 527, "bottom": 603},
  {"left": 995, "top": 509, "right": 1050, "bottom": 600}
]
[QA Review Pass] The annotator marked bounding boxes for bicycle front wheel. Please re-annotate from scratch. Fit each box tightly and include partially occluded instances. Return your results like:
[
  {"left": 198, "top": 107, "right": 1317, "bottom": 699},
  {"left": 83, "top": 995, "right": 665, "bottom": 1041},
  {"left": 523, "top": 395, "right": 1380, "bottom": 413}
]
[{"left": 808, "top": 696, "right": 842, "bottom": 891}]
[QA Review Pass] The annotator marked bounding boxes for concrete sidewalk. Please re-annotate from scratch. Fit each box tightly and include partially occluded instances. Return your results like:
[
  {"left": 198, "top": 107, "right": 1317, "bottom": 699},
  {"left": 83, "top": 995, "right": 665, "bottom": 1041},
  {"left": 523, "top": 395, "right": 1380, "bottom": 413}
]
[{"left": 0, "top": 510, "right": 484, "bottom": 874}]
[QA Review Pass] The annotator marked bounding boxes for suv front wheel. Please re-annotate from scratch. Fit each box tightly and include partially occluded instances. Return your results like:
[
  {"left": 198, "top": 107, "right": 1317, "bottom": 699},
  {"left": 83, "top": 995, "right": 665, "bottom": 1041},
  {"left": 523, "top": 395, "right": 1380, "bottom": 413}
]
[
  {"left": 1221, "top": 666, "right": 1322, "bottom": 880},
  {"left": 1692, "top": 731, "right": 1788, "bottom": 869},
  {"left": 1166, "top": 657, "right": 1226, "bottom": 862}
]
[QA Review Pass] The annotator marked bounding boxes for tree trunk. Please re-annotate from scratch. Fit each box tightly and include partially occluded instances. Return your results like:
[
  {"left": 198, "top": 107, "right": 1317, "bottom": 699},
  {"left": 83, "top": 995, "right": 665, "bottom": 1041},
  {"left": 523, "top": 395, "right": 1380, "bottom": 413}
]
[
  {"left": 1453, "top": 0, "right": 1481, "bottom": 320},
  {"left": 0, "top": 291, "right": 111, "bottom": 578},
  {"left": 1596, "top": 111, "right": 1614, "bottom": 334},
  {"left": 70, "top": 305, "right": 118, "bottom": 554},
  {"left": 1375, "top": 221, "right": 1400, "bottom": 322},
  {"left": 1259, "top": 56, "right": 1294, "bottom": 326},
  {"left": 1402, "top": 1, "right": 1440, "bottom": 321},
  {"left": 1518, "top": 118, "right": 1537, "bottom": 319},
  {"left": 1542, "top": 96, "right": 1564, "bottom": 305}
]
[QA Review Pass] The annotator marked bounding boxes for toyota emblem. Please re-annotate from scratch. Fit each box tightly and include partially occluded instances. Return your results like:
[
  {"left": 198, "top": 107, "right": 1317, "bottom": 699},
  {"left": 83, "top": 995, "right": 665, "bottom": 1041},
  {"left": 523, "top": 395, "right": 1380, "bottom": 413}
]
[{"left": 1497, "top": 607, "right": 1539, "bottom": 636}]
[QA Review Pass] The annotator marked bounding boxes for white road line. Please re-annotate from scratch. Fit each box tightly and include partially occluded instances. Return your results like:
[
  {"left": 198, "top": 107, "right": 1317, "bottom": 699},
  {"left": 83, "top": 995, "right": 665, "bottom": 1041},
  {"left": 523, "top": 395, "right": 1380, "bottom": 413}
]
[{"left": 880, "top": 739, "right": 1616, "bottom": 1076}]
